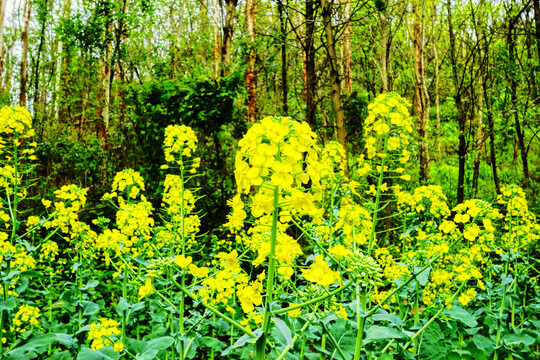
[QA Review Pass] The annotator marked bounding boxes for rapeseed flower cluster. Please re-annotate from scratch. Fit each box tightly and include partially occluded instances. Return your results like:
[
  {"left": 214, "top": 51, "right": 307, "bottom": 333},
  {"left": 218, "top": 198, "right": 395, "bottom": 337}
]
[
  {"left": 227, "top": 116, "right": 323, "bottom": 230},
  {"left": 0, "top": 106, "right": 34, "bottom": 139},
  {"left": 334, "top": 197, "right": 372, "bottom": 246},
  {"left": 396, "top": 185, "right": 451, "bottom": 223},
  {"left": 12, "top": 304, "right": 41, "bottom": 333},
  {"left": 497, "top": 185, "right": 540, "bottom": 252},
  {"left": 363, "top": 93, "right": 413, "bottom": 163},
  {"left": 0, "top": 232, "right": 36, "bottom": 272},
  {"left": 87, "top": 318, "right": 123, "bottom": 351},
  {"left": 319, "top": 141, "right": 347, "bottom": 183},
  {"left": 163, "top": 124, "right": 200, "bottom": 172}
]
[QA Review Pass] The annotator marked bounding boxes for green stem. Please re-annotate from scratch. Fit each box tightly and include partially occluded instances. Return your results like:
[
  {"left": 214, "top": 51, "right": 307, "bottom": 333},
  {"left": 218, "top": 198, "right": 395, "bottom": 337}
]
[
  {"left": 367, "top": 133, "right": 389, "bottom": 256},
  {"left": 353, "top": 285, "right": 367, "bottom": 360},
  {"left": 255, "top": 185, "right": 280, "bottom": 360},
  {"left": 275, "top": 306, "right": 318, "bottom": 360},
  {"left": 171, "top": 278, "right": 255, "bottom": 338}
]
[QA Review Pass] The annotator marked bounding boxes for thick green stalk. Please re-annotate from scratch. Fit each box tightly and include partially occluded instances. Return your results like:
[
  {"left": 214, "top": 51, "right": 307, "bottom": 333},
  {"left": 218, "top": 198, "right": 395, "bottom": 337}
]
[
  {"left": 255, "top": 185, "right": 280, "bottom": 360},
  {"left": 353, "top": 285, "right": 367, "bottom": 360},
  {"left": 367, "top": 134, "right": 389, "bottom": 256}
]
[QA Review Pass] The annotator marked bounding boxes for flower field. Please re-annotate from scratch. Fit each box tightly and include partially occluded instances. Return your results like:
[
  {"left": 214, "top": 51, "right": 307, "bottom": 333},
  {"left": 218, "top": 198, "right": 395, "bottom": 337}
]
[{"left": 1, "top": 94, "right": 540, "bottom": 359}]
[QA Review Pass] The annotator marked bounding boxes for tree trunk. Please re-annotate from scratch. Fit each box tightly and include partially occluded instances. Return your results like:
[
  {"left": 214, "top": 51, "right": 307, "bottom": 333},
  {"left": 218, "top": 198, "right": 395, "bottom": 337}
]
[
  {"left": 322, "top": 0, "right": 348, "bottom": 174},
  {"left": 434, "top": 42, "right": 441, "bottom": 160},
  {"left": 305, "top": 0, "right": 316, "bottom": 126},
  {"left": 56, "top": 0, "right": 72, "bottom": 122},
  {"left": 483, "top": 76, "right": 501, "bottom": 195},
  {"left": 277, "top": 0, "right": 288, "bottom": 114},
  {"left": 472, "top": 75, "right": 484, "bottom": 198},
  {"left": 379, "top": 11, "right": 389, "bottom": 93},
  {"left": 245, "top": 0, "right": 256, "bottom": 123},
  {"left": 32, "top": 0, "right": 49, "bottom": 125},
  {"left": 20, "top": 0, "right": 32, "bottom": 106},
  {"left": 533, "top": 0, "right": 540, "bottom": 104},
  {"left": 413, "top": 0, "right": 430, "bottom": 184},
  {"left": 343, "top": 0, "right": 351, "bottom": 93},
  {"left": 446, "top": 0, "right": 467, "bottom": 204},
  {"left": 221, "top": 0, "right": 237, "bottom": 76},
  {"left": 213, "top": 0, "right": 220, "bottom": 79},
  {"left": 0, "top": 0, "right": 9, "bottom": 80},
  {"left": 507, "top": 15, "right": 531, "bottom": 189}
]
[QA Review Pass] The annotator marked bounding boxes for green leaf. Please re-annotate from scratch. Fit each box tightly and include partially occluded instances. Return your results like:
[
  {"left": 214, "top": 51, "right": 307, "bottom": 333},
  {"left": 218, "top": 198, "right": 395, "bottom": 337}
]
[
  {"left": 135, "top": 336, "right": 175, "bottom": 360},
  {"left": 415, "top": 266, "right": 431, "bottom": 286},
  {"left": 503, "top": 333, "right": 535, "bottom": 346},
  {"left": 372, "top": 309, "right": 405, "bottom": 326},
  {"left": 364, "top": 325, "right": 407, "bottom": 343},
  {"left": 77, "top": 347, "right": 121, "bottom": 360},
  {"left": 444, "top": 305, "right": 478, "bottom": 328},
  {"left": 82, "top": 300, "right": 100, "bottom": 316},
  {"left": 222, "top": 329, "right": 262, "bottom": 356},
  {"left": 7, "top": 333, "right": 75, "bottom": 359},
  {"left": 116, "top": 297, "right": 130, "bottom": 314},
  {"left": 51, "top": 351, "right": 72, "bottom": 360},
  {"left": 272, "top": 316, "right": 294, "bottom": 348},
  {"left": 472, "top": 334, "right": 494, "bottom": 358},
  {"left": 80, "top": 280, "right": 99, "bottom": 290},
  {"left": 0, "top": 296, "right": 16, "bottom": 311},
  {"left": 198, "top": 337, "right": 227, "bottom": 352}
]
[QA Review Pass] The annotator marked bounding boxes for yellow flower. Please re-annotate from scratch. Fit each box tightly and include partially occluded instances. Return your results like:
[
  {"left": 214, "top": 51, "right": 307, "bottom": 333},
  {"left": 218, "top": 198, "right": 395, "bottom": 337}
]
[
  {"left": 189, "top": 264, "right": 210, "bottom": 278},
  {"left": 175, "top": 255, "right": 193, "bottom": 269},
  {"left": 138, "top": 278, "right": 154, "bottom": 300},
  {"left": 302, "top": 255, "right": 340, "bottom": 286},
  {"left": 237, "top": 281, "right": 263, "bottom": 313}
]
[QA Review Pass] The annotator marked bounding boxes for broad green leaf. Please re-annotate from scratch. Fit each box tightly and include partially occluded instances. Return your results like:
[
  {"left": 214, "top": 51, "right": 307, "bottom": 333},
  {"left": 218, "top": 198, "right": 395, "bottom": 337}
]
[
  {"left": 473, "top": 334, "right": 494, "bottom": 358},
  {"left": 77, "top": 347, "right": 121, "bottom": 360},
  {"left": 222, "top": 329, "right": 262, "bottom": 356},
  {"left": 372, "top": 309, "right": 405, "bottom": 326},
  {"left": 415, "top": 266, "right": 431, "bottom": 286},
  {"left": 82, "top": 300, "right": 100, "bottom": 316},
  {"left": 135, "top": 336, "right": 175, "bottom": 360},
  {"left": 272, "top": 316, "right": 294, "bottom": 347},
  {"left": 503, "top": 333, "right": 535, "bottom": 346},
  {"left": 0, "top": 296, "right": 16, "bottom": 311},
  {"left": 116, "top": 297, "right": 130, "bottom": 314},
  {"left": 51, "top": 351, "right": 72, "bottom": 360},
  {"left": 198, "top": 337, "right": 227, "bottom": 352},
  {"left": 7, "top": 333, "right": 75, "bottom": 359},
  {"left": 364, "top": 325, "right": 407, "bottom": 343},
  {"left": 80, "top": 280, "right": 99, "bottom": 290},
  {"left": 444, "top": 305, "right": 478, "bottom": 328}
]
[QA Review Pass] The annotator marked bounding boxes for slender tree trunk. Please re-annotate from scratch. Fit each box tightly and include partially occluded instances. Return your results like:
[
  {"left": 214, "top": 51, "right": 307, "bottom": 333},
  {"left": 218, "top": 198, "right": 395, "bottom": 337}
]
[
  {"left": 507, "top": 17, "right": 530, "bottom": 189},
  {"left": 245, "top": 0, "right": 256, "bottom": 123},
  {"left": 343, "top": 0, "right": 351, "bottom": 93},
  {"left": 213, "top": 0, "right": 220, "bottom": 79},
  {"left": 446, "top": 0, "right": 467, "bottom": 204},
  {"left": 483, "top": 77, "right": 501, "bottom": 195},
  {"left": 277, "top": 0, "right": 288, "bottom": 114},
  {"left": 221, "top": 0, "right": 237, "bottom": 76},
  {"left": 472, "top": 75, "right": 484, "bottom": 198},
  {"left": 533, "top": 0, "right": 540, "bottom": 104},
  {"left": 32, "top": 0, "right": 49, "bottom": 124},
  {"left": 379, "top": 11, "right": 389, "bottom": 93},
  {"left": 413, "top": 0, "right": 430, "bottom": 184},
  {"left": 305, "top": 0, "right": 316, "bottom": 126},
  {"left": 322, "top": 0, "right": 348, "bottom": 174},
  {"left": 20, "top": 0, "right": 32, "bottom": 106},
  {"left": 0, "top": 0, "right": 9, "bottom": 81},
  {"left": 434, "top": 43, "right": 441, "bottom": 160},
  {"left": 57, "top": 0, "right": 71, "bottom": 122}
]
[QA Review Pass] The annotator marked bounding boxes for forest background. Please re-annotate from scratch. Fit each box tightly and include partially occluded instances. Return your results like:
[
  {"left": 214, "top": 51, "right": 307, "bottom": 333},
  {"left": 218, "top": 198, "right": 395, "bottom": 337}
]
[{"left": 0, "top": 0, "right": 538, "bottom": 231}]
